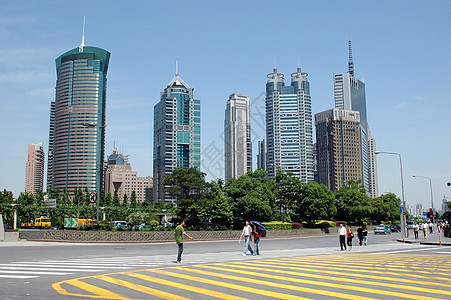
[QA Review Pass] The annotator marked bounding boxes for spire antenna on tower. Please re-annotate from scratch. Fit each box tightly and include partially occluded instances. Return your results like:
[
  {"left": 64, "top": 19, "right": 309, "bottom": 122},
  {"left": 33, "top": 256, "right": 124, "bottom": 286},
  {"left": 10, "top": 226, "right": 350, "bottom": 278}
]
[
  {"left": 79, "top": 16, "right": 85, "bottom": 52},
  {"left": 273, "top": 58, "right": 277, "bottom": 73},
  {"left": 348, "top": 40, "right": 354, "bottom": 77},
  {"left": 175, "top": 60, "right": 179, "bottom": 76}
]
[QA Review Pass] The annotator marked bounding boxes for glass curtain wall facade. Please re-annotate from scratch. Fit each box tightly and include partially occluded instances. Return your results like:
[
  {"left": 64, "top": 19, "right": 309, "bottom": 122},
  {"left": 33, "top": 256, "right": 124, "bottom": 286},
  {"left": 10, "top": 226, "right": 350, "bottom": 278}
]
[
  {"left": 47, "top": 46, "right": 110, "bottom": 197},
  {"left": 153, "top": 74, "right": 200, "bottom": 203},
  {"left": 224, "top": 93, "right": 252, "bottom": 182},
  {"left": 265, "top": 67, "right": 314, "bottom": 183}
]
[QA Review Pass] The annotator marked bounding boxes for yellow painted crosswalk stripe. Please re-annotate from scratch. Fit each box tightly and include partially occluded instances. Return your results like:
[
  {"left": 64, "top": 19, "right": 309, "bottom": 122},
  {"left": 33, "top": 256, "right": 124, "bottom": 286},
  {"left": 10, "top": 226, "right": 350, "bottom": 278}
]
[
  {"left": 124, "top": 271, "right": 254, "bottom": 300},
  {"left": 144, "top": 268, "right": 313, "bottom": 300},
  {"left": 221, "top": 261, "right": 450, "bottom": 297},
  {"left": 185, "top": 265, "right": 380, "bottom": 300},
  {"left": 205, "top": 264, "right": 448, "bottom": 299},
  {"left": 52, "top": 278, "right": 133, "bottom": 299},
  {"left": 280, "top": 257, "right": 450, "bottom": 276},
  {"left": 246, "top": 260, "right": 451, "bottom": 287},
  {"left": 95, "top": 274, "right": 190, "bottom": 300}
]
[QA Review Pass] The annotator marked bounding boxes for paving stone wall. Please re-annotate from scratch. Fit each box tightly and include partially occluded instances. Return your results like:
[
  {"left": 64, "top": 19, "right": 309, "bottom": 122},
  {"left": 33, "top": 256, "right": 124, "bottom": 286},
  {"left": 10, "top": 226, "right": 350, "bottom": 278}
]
[{"left": 19, "top": 227, "right": 338, "bottom": 242}]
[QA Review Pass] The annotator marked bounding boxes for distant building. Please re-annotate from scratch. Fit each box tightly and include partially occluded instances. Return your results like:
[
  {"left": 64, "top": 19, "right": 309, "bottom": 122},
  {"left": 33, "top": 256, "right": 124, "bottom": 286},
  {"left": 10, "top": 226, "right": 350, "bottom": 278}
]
[
  {"left": 153, "top": 68, "right": 200, "bottom": 202},
  {"left": 47, "top": 40, "right": 110, "bottom": 197},
  {"left": 333, "top": 40, "right": 377, "bottom": 196},
  {"left": 224, "top": 93, "right": 252, "bottom": 181},
  {"left": 265, "top": 67, "right": 314, "bottom": 182},
  {"left": 257, "top": 139, "right": 266, "bottom": 171},
  {"left": 315, "top": 109, "right": 362, "bottom": 191},
  {"left": 25, "top": 143, "right": 45, "bottom": 194},
  {"left": 104, "top": 148, "right": 153, "bottom": 203},
  {"left": 441, "top": 196, "right": 450, "bottom": 214}
]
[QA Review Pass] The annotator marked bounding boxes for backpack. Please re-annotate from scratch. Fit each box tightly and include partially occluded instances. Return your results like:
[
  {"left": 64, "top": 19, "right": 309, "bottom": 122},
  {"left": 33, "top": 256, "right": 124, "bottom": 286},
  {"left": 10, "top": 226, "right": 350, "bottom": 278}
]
[{"left": 250, "top": 221, "right": 266, "bottom": 237}]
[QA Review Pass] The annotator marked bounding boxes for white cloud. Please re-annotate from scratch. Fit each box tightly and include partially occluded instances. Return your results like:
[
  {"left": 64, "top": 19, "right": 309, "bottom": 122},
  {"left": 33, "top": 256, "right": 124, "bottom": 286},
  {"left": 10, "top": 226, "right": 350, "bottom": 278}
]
[{"left": 394, "top": 102, "right": 412, "bottom": 110}]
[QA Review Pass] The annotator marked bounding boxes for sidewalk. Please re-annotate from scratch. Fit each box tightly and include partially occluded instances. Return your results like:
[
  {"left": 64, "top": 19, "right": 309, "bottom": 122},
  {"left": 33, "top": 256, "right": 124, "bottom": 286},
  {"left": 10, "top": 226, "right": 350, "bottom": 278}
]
[{"left": 397, "top": 230, "right": 451, "bottom": 246}]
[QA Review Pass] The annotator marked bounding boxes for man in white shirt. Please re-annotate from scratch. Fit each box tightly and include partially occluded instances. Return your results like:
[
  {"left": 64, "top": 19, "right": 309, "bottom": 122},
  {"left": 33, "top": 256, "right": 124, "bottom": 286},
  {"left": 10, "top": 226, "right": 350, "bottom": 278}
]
[
  {"left": 338, "top": 223, "right": 347, "bottom": 251},
  {"left": 240, "top": 220, "right": 254, "bottom": 256}
]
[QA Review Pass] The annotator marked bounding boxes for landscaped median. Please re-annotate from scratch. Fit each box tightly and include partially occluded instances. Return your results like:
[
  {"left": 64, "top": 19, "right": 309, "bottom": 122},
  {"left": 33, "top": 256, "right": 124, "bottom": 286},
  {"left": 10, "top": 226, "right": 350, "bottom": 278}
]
[{"left": 19, "top": 227, "right": 338, "bottom": 243}]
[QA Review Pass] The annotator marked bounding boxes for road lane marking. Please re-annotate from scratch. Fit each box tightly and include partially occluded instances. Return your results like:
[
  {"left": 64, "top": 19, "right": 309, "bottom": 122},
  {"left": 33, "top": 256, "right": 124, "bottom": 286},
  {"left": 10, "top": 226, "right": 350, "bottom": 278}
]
[
  {"left": 95, "top": 275, "right": 190, "bottom": 300},
  {"left": 0, "top": 274, "right": 38, "bottom": 279},
  {"left": 0, "top": 266, "right": 102, "bottom": 272},
  {"left": 182, "top": 265, "right": 379, "bottom": 300},
  {"left": 52, "top": 278, "right": 133, "bottom": 300},
  {"left": 125, "top": 271, "right": 255, "bottom": 300},
  {"left": 221, "top": 261, "right": 451, "bottom": 296},
  {"left": 249, "top": 261, "right": 449, "bottom": 287},
  {"left": 0, "top": 270, "right": 72, "bottom": 275}
]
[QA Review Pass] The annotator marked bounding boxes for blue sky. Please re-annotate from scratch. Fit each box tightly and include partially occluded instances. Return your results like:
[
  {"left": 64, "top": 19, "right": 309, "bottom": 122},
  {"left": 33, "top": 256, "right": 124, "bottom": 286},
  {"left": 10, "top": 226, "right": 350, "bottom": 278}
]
[{"left": 1, "top": 1, "right": 450, "bottom": 212}]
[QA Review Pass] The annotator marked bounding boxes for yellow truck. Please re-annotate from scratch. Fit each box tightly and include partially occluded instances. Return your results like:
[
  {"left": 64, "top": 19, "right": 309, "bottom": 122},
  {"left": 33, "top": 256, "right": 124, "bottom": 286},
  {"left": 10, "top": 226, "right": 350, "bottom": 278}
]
[
  {"left": 21, "top": 217, "right": 51, "bottom": 229},
  {"left": 78, "top": 219, "right": 95, "bottom": 227}
]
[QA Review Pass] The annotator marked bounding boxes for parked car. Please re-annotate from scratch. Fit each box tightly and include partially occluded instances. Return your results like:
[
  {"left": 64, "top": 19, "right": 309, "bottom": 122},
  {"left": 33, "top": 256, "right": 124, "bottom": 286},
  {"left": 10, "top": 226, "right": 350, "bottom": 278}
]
[
  {"left": 389, "top": 224, "right": 401, "bottom": 232},
  {"left": 374, "top": 224, "right": 391, "bottom": 234},
  {"left": 110, "top": 221, "right": 128, "bottom": 230},
  {"left": 132, "top": 224, "right": 151, "bottom": 230},
  {"left": 406, "top": 220, "right": 415, "bottom": 229}
]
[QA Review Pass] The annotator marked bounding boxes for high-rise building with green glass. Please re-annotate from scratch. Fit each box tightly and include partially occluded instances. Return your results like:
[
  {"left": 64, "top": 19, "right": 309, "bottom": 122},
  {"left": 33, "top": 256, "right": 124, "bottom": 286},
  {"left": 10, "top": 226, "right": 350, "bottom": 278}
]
[
  {"left": 153, "top": 71, "right": 200, "bottom": 202},
  {"left": 47, "top": 44, "right": 110, "bottom": 197}
]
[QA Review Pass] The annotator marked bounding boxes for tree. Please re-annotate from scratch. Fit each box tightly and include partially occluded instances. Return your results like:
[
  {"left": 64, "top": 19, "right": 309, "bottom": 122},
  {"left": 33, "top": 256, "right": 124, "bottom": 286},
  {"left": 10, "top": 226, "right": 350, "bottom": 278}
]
[
  {"left": 274, "top": 170, "right": 302, "bottom": 219},
  {"left": 164, "top": 167, "right": 208, "bottom": 219},
  {"left": 291, "top": 182, "right": 336, "bottom": 225},
  {"left": 224, "top": 170, "right": 276, "bottom": 228},
  {"left": 163, "top": 167, "right": 208, "bottom": 201},
  {"left": 112, "top": 190, "right": 120, "bottom": 206},
  {"left": 122, "top": 194, "right": 129, "bottom": 206},
  {"left": 335, "top": 180, "right": 372, "bottom": 223},
  {"left": 130, "top": 191, "right": 137, "bottom": 207},
  {"left": 371, "top": 193, "right": 400, "bottom": 224},
  {"left": 104, "top": 192, "right": 112, "bottom": 206}
]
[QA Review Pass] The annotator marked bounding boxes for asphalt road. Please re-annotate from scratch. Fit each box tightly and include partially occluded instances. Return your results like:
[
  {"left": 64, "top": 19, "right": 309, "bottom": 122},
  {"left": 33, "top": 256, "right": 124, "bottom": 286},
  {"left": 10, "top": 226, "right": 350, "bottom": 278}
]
[{"left": 0, "top": 231, "right": 449, "bottom": 300}]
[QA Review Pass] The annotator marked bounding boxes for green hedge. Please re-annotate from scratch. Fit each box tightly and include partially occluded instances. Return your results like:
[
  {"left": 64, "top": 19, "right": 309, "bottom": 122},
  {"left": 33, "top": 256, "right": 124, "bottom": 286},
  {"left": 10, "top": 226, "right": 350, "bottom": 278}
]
[{"left": 262, "top": 221, "right": 292, "bottom": 230}]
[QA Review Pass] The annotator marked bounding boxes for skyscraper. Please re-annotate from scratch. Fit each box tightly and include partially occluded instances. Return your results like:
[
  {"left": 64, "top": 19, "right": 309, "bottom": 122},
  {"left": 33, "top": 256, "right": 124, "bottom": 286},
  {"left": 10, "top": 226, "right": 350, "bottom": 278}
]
[
  {"left": 257, "top": 139, "right": 266, "bottom": 171},
  {"left": 224, "top": 93, "right": 252, "bottom": 181},
  {"left": 25, "top": 143, "right": 45, "bottom": 194},
  {"left": 315, "top": 109, "right": 362, "bottom": 191},
  {"left": 333, "top": 41, "right": 377, "bottom": 196},
  {"left": 153, "top": 68, "right": 200, "bottom": 202},
  {"left": 47, "top": 36, "right": 110, "bottom": 197},
  {"left": 265, "top": 67, "right": 314, "bottom": 182}
]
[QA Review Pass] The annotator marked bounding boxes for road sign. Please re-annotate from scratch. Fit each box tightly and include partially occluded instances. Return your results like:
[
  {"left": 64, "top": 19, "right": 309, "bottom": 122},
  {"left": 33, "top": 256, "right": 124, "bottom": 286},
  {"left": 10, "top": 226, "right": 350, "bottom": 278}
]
[
  {"left": 89, "top": 192, "right": 97, "bottom": 204},
  {"left": 45, "top": 198, "right": 57, "bottom": 208},
  {"left": 64, "top": 218, "right": 79, "bottom": 228}
]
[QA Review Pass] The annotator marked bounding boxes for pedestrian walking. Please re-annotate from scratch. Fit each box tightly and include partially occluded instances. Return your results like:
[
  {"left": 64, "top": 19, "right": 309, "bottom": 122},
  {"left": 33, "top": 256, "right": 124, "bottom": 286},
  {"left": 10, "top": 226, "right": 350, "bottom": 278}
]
[
  {"left": 413, "top": 222, "right": 419, "bottom": 239},
  {"left": 253, "top": 223, "right": 261, "bottom": 256},
  {"left": 338, "top": 223, "right": 347, "bottom": 251},
  {"left": 357, "top": 225, "right": 363, "bottom": 246},
  {"left": 175, "top": 219, "right": 193, "bottom": 263},
  {"left": 429, "top": 221, "right": 433, "bottom": 234},
  {"left": 347, "top": 226, "right": 354, "bottom": 251},
  {"left": 362, "top": 226, "right": 368, "bottom": 246},
  {"left": 239, "top": 220, "right": 254, "bottom": 256},
  {"left": 422, "top": 221, "right": 428, "bottom": 239}
]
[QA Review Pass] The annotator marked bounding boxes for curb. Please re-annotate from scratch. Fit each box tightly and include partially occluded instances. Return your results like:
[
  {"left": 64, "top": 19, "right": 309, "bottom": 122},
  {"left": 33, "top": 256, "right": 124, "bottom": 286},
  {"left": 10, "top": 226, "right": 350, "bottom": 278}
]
[{"left": 397, "top": 238, "right": 451, "bottom": 246}]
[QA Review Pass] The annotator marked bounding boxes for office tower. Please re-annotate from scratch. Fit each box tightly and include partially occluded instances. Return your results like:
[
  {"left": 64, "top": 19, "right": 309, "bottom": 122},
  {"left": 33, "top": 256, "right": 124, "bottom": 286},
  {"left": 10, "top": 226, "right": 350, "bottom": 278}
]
[
  {"left": 367, "top": 128, "right": 378, "bottom": 198},
  {"left": 25, "top": 143, "right": 45, "bottom": 194},
  {"left": 47, "top": 34, "right": 110, "bottom": 197},
  {"left": 224, "top": 93, "right": 252, "bottom": 181},
  {"left": 333, "top": 40, "right": 377, "bottom": 196},
  {"left": 315, "top": 109, "right": 362, "bottom": 191},
  {"left": 257, "top": 139, "right": 266, "bottom": 170},
  {"left": 104, "top": 148, "right": 153, "bottom": 203},
  {"left": 265, "top": 67, "right": 314, "bottom": 182},
  {"left": 153, "top": 68, "right": 200, "bottom": 202}
]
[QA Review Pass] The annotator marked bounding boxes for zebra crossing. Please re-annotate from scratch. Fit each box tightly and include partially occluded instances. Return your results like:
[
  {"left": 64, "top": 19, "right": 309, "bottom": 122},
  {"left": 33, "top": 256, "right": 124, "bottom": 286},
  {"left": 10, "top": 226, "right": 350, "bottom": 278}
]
[
  {"left": 0, "top": 255, "right": 170, "bottom": 279},
  {"left": 53, "top": 253, "right": 451, "bottom": 299}
]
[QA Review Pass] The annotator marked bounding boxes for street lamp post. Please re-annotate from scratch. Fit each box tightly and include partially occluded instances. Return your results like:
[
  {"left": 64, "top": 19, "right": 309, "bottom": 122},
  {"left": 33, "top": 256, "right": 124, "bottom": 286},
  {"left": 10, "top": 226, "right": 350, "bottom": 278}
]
[
  {"left": 84, "top": 122, "right": 106, "bottom": 223},
  {"left": 375, "top": 151, "right": 406, "bottom": 239},
  {"left": 412, "top": 174, "right": 434, "bottom": 223}
]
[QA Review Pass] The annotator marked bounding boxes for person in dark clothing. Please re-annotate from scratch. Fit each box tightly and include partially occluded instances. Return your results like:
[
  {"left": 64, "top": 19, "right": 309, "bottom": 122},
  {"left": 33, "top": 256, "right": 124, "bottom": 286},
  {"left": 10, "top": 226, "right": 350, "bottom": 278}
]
[{"left": 357, "top": 225, "right": 363, "bottom": 246}]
